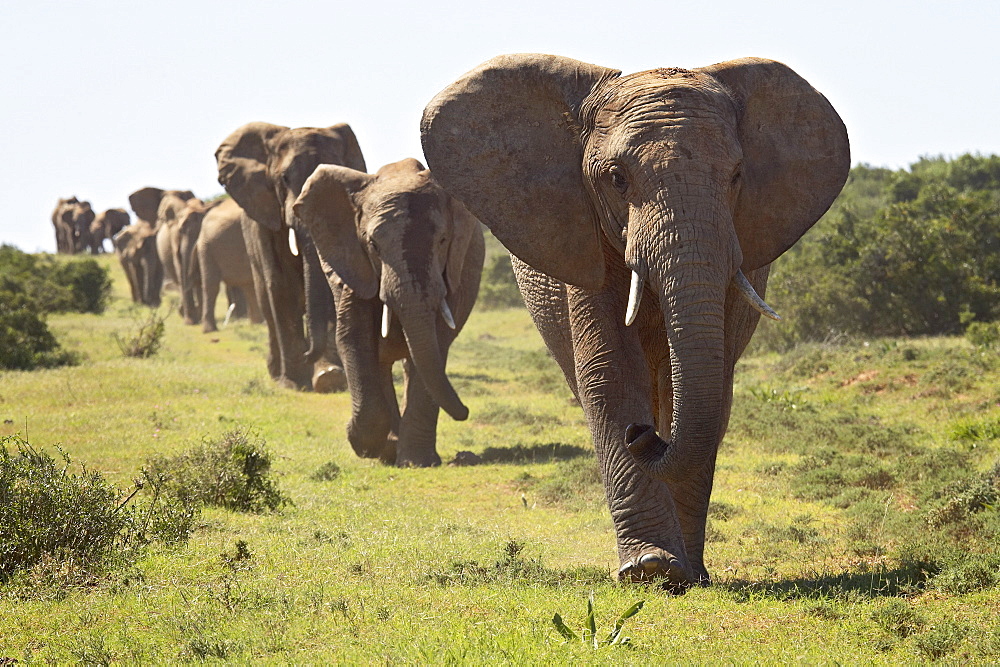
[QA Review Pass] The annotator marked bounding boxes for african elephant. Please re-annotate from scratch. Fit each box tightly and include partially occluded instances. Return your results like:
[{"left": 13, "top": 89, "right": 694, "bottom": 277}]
[
  {"left": 90, "top": 208, "right": 130, "bottom": 254},
  {"left": 129, "top": 187, "right": 198, "bottom": 314},
  {"left": 422, "top": 54, "right": 849, "bottom": 588},
  {"left": 293, "top": 158, "right": 484, "bottom": 466},
  {"left": 113, "top": 220, "right": 162, "bottom": 307},
  {"left": 185, "top": 197, "right": 263, "bottom": 332},
  {"left": 216, "top": 122, "right": 364, "bottom": 392},
  {"left": 51, "top": 197, "right": 96, "bottom": 254}
]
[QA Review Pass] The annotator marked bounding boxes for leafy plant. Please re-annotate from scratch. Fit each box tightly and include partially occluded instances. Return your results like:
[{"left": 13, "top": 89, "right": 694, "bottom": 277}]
[
  {"left": 114, "top": 308, "right": 167, "bottom": 358},
  {"left": 144, "top": 428, "right": 291, "bottom": 513},
  {"left": 0, "top": 282, "right": 78, "bottom": 370},
  {"left": 551, "top": 592, "right": 644, "bottom": 648}
]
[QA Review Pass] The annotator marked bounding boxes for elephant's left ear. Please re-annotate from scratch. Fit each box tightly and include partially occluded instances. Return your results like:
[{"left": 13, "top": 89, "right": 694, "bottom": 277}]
[
  {"left": 698, "top": 58, "right": 850, "bottom": 270},
  {"left": 293, "top": 165, "right": 378, "bottom": 299},
  {"left": 444, "top": 194, "right": 480, "bottom": 296}
]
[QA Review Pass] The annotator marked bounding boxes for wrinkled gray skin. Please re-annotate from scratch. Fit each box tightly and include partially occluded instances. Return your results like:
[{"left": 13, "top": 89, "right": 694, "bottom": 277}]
[
  {"left": 90, "top": 208, "right": 130, "bottom": 254},
  {"left": 216, "top": 122, "right": 364, "bottom": 392},
  {"left": 52, "top": 197, "right": 96, "bottom": 254},
  {"left": 114, "top": 220, "right": 162, "bottom": 307},
  {"left": 422, "top": 54, "right": 850, "bottom": 589},
  {"left": 293, "top": 158, "right": 484, "bottom": 466},
  {"left": 191, "top": 198, "right": 264, "bottom": 332}
]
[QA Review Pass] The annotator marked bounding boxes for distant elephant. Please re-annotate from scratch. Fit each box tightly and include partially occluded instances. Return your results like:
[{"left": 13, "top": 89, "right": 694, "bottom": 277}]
[
  {"left": 293, "top": 158, "right": 484, "bottom": 466},
  {"left": 216, "top": 122, "right": 364, "bottom": 392},
  {"left": 422, "top": 54, "right": 849, "bottom": 588},
  {"left": 51, "top": 196, "right": 95, "bottom": 254},
  {"left": 176, "top": 197, "right": 263, "bottom": 332},
  {"left": 114, "top": 220, "right": 162, "bottom": 307},
  {"left": 129, "top": 186, "right": 197, "bottom": 314},
  {"left": 90, "top": 208, "right": 130, "bottom": 254}
]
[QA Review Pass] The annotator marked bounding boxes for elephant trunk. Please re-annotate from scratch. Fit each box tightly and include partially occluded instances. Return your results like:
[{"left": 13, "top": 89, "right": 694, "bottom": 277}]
[
  {"left": 394, "top": 295, "right": 468, "bottom": 421},
  {"left": 625, "top": 199, "right": 734, "bottom": 483}
]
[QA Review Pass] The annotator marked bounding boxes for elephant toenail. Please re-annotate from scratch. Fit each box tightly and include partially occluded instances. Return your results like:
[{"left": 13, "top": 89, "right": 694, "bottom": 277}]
[
  {"left": 639, "top": 553, "right": 665, "bottom": 574},
  {"left": 617, "top": 562, "right": 636, "bottom": 580}
]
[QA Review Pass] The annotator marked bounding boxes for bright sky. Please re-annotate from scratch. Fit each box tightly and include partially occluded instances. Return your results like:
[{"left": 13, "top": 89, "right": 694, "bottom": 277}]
[{"left": 2, "top": 0, "right": 998, "bottom": 253}]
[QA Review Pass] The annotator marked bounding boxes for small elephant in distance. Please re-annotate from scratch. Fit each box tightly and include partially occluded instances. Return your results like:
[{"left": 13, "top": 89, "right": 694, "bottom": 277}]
[
  {"left": 293, "top": 158, "right": 484, "bottom": 467},
  {"left": 422, "top": 54, "right": 849, "bottom": 588},
  {"left": 90, "top": 208, "right": 130, "bottom": 254}
]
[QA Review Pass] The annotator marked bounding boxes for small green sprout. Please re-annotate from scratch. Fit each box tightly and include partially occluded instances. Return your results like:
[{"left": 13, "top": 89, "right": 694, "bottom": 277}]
[{"left": 551, "top": 592, "right": 644, "bottom": 649}]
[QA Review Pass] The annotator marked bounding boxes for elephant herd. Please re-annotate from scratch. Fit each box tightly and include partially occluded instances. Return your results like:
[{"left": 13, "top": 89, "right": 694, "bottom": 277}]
[
  {"left": 50, "top": 54, "right": 850, "bottom": 590},
  {"left": 51, "top": 197, "right": 129, "bottom": 255}
]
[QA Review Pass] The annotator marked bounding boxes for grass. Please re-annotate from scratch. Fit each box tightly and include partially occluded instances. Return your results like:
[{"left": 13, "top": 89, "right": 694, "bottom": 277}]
[{"left": 1, "top": 253, "right": 999, "bottom": 662}]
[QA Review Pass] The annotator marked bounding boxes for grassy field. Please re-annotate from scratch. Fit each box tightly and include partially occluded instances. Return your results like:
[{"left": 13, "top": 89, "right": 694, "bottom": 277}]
[{"left": 2, "top": 254, "right": 1000, "bottom": 663}]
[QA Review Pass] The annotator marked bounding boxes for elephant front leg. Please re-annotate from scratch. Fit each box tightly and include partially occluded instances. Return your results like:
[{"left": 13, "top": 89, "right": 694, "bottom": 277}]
[
  {"left": 568, "top": 286, "right": 695, "bottom": 591},
  {"left": 396, "top": 358, "right": 442, "bottom": 467}
]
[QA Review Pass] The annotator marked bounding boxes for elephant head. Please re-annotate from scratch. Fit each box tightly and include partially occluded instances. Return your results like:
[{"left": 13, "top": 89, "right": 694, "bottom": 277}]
[
  {"left": 91, "top": 209, "right": 130, "bottom": 254},
  {"left": 422, "top": 54, "right": 848, "bottom": 583},
  {"left": 215, "top": 122, "right": 366, "bottom": 390},
  {"left": 52, "top": 197, "right": 96, "bottom": 254},
  {"left": 293, "top": 158, "right": 480, "bottom": 432}
]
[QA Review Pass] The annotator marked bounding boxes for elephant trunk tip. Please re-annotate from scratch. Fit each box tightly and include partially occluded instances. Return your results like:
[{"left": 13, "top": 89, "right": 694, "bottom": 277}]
[
  {"left": 445, "top": 401, "right": 469, "bottom": 422},
  {"left": 625, "top": 423, "right": 673, "bottom": 479}
]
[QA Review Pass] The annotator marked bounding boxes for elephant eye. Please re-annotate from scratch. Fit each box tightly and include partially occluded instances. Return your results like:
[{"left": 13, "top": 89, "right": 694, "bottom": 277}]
[{"left": 608, "top": 165, "right": 629, "bottom": 195}]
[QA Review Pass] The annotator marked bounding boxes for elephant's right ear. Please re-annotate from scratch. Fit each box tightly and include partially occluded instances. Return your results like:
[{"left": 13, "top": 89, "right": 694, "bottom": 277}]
[
  {"left": 293, "top": 165, "right": 378, "bottom": 299},
  {"left": 128, "top": 187, "right": 164, "bottom": 224},
  {"left": 215, "top": 122, "right": 287, "bottom": 232},
  {"left": 421, "top": 54, "right": 620, "bottom": 290}
]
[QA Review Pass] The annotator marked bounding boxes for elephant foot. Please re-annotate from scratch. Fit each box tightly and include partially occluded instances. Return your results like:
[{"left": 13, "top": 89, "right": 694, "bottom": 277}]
[
  {"left": 617, "top": 551, "right": 693, "bottom": 594},
  {"left": 202, "top": 323, "right": 218, "bottom": 334},
  {"left": 313, "top": 365, "right": 347, "bottom": 393},
  {"left": 395, "top": 449, "right": 442, "bottom": 468},
  {"left": 275, "top": 375, "right": 310, "bottom": 391}
]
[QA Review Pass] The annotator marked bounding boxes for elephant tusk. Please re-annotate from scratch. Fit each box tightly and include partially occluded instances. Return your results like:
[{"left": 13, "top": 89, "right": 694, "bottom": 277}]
[
  {"left": 288, "top": 228, "right": 299, "bottom": 257},
  {"left": 734, "top": 270, "right": 781, "bottom": 321},
  {"left": 441, "top": 298, "right": 457, "bottom": 330},
  {"left": 381, "top": 303, "right": 391, "bottom": 338},
  {"left": 223, "top": 302, "right": 236, "bottom": 328},
  {"left": 625, "top": 270, "right": 644, "bottom": 326}
]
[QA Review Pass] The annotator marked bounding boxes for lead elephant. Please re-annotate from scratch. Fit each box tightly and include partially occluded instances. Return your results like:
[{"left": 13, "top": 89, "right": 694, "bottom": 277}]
[
  {"left": 215, "top": 122, "right": 363, "bottom": 392},
  {"left": 90, "top": 208, "right": 130, "bottom": 254},
  {"left": 422, "top": 54, "right": 849, "bottom": 588},
  {"left": 293, "top": 158, "right": 484, "bottom": 466},
  {"left": 51, "top": 197, "right": 95, "bottom": 254}
]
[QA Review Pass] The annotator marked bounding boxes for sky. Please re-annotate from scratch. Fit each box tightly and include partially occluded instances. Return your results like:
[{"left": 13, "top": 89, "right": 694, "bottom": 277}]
[{"left": 2, "top": 0, "right": 999, "bottom": 253}]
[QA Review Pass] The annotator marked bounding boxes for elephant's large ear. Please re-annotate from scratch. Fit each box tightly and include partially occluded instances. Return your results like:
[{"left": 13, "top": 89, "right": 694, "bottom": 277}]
[
  {"left": 697, "top": 58, "right": 850, "bottom": 271},
  {"left": 129, "top": 187, "right": 164, "bottom": 224},
  {"left": 421, "top": 54, "right": 620, "bottom": 290},
  {"left": 215, "top": 122, "right": 288, "bottom": 232},
  {"left": 327, "top": 123, "right": 367, "bottom": 173},
  {"left": 292, "top": 164, "right": 377, "bottom": 299},
  {"left": 443, "top": 194, "right": 479, "bottom": 297}
]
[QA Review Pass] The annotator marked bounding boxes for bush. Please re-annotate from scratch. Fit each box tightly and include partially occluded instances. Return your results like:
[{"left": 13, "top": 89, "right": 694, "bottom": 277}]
[
  {"left": 144, "top": 428, "right": 291, "bottom": 513},
  {"left": 0, "top": 245, "right": 111, "bottom": 315},
  {"left": 0, "top": 435, "right": 194, "bottom": 591},
  {"left": 114, "top": 308, "right": 167, "bottom": 358},
  {"left": 0, "top": 282, "right": 78, "bottom": 370}
]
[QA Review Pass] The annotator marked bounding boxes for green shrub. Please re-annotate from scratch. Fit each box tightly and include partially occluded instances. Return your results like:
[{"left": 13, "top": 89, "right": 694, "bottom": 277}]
[
  {"left": 0, "top": 435, "right": 193, "bottom": 590},
  {"left": 871, "top": 598, "right": 925, "bottom": 639},
  {"left": 114, "top": 308, "right": 167, "bottom": 358},
  {"left": 144, "top": 428, "right": 291, "bottom": 513},
  {"left": 910, "top": 620, "right": 968, "bottom": 660},
  {"left": 0, "top": 245, "right": 111, "bottom": 315},
  {"left": 0, "top": 283, "right": 78, "bottom": 370}
]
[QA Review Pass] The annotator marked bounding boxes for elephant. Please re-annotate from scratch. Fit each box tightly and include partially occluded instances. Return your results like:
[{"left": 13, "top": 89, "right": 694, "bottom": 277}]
[
  {"left": 292, "top": 158, "right": 484, "bottom": 466},
  {"left": 51, "top": 197, "right": 95, "bottom": 254},
  {"left": 421, "top": 54, "right": 850, "bottom": 589},
  {"left": 113, "top": 220, "right": 162, "bottom": 307},
  {"left": 216, "top": 122, "right": 364, "bottom": 392},
  {"left": 129, "top": 187, "right": 198, "bottom": 314},
  {"left": 90, "top": 208, "right": 130, "bottom": 254},
  {"left": 179, "top": 197, "right": 264, "bottom": 332}
]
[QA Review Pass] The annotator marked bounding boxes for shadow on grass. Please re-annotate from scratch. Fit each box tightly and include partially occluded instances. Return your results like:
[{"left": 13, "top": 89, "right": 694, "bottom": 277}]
[
  {"left": 722, "top": 559, "right": 938, "bottom": 602},
  {"left": 476, "top": 442, "right": 591, "bottom": 464}
]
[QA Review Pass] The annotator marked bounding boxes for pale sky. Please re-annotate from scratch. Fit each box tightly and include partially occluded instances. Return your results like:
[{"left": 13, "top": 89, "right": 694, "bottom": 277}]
[{"left": 2, "top": 0, "right": 998, "bottom": 252}]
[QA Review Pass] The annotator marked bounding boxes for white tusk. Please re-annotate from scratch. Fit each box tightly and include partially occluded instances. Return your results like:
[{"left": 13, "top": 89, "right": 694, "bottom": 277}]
[
  {"left": 441, "top": 298, "right": 457, "bottom": 330},
  {"left": 625, "top": 270, "right": 644, "bottom": 326},
  {"left": 381, "top": 303, "right": 391, "bottom": 338},
  {"left": 288, "top": 228, "right": 299, "bottom": 257},
  {"left": 734, "top": 270, "right": 781, "bottom": 321},
  {"left": 223, "top": 302, "right": 236, "bottom": 327}
]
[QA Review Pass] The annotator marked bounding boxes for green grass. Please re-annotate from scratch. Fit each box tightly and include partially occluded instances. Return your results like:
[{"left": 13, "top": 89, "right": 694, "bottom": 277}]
[{"left": 1, "top": 254, "right": 1000, "bottom": 662}]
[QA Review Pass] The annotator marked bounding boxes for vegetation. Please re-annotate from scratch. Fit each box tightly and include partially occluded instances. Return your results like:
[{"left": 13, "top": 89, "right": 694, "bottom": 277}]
[
  {"left": 0, "top": 244, "right": 111, "bottom": 370},
  {"left": 759, "top": 153, "right": 1000, "bottom": 349}
]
